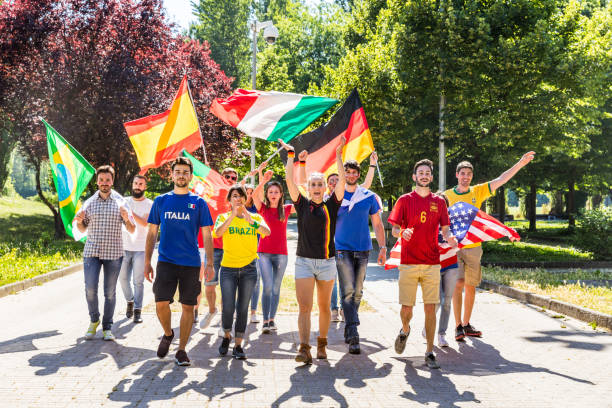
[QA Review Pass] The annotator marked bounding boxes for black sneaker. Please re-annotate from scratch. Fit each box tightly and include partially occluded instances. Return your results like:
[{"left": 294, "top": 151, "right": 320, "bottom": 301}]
[
  {"left": 463, "top": 323, "right": 482, "bottom": 337},
  {"left": 394, "top": 327, "right": 410, "bottom": 354},
  {"left": 133, "top": 309, "right": 143, "bottom": 324},
  {"left": 455, "top": 325, "right": 465, "bottom": 341},
  {"left": 193, "top": 309, "right": 199, "bottom": 325},
  {"left": 218, "top": 336, "right": 231, "bottom": 356},
  {"left": 157, "top": 330, "right": 174, "bottom": 358},
  {"left": 232, "top": 345, "right": 246, "bottom": 360},
  {"left": 262, "top": 322, "right": 270, "bottom": 334},
  {"left": 425, "top": 352, "right": 440, "bottom": 369},
  {"left": 348, "top": 337, "right": 361, "bottom": 355},
  {"left": 175, "top": 349, "right": 191, "bottom": 366},
  {"left": 126, "top": 301, "right": 134, "bottom": 319},
  {"left": 269, "top": 320, "right": 277, "bottom": 331}
]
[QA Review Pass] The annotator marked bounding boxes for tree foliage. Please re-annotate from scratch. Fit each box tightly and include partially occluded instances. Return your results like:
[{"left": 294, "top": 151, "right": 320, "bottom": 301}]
[{"left": 0, "top": 0, "right": 239, "bottom": 236}]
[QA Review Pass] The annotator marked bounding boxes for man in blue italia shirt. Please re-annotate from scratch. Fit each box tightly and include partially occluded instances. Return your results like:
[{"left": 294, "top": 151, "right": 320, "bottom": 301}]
[
  {"left": 335, "top": 159, "right": 387, "bottom": 354},
  {"left": 144, "top": 157, "right": 214, "bottom": 366}
]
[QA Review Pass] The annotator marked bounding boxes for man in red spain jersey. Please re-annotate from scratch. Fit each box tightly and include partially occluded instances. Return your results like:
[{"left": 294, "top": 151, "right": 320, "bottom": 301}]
[{"left": 387, "top": 159, "right": 457, "bottom": 369}]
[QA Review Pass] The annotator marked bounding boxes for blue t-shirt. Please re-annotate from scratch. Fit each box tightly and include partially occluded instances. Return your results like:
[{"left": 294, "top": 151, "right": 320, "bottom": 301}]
[
  {"left": 335, "top": 189, "right": 381, "bottom": 251},
  {"left": 148, "top": 191, "right": 213, "bottom": 267}
]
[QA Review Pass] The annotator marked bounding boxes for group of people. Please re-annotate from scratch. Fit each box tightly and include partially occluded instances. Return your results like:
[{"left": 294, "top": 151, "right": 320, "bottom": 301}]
[{"left": 75, "top": 138, "right": 534, "bottom": 368}]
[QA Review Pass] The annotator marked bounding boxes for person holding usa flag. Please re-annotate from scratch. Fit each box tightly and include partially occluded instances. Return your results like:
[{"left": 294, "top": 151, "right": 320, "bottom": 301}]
[
  {"left": 387, "top": 159, "right": 458, "bottom": 369},
  {"left": 446, "top": 152, "right": 535, "bottom": 341}
]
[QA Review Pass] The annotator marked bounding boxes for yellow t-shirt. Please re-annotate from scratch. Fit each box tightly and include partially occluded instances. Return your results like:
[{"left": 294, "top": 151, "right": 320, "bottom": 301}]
[
  {"left": 213, "top": 212, "right": 268, "bottom": 268},
  {"left": 444, "top": 183, "right": 493, "bottom": 248}
]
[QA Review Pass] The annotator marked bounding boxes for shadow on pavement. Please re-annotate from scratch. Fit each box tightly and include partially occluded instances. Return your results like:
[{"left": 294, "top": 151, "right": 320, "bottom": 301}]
[
  {"left": 436, "top": 338, "right": 593, "bottom": 383},
  {"left": 522, "top": 330, "right": 609, "bottom": 351},
  {"left": 0, "top": 330, "right": 61, "bottom": 354},
  {"left": 397, "top": 357, "right": 480, "bottom": 408},
  {"left": 28, "top": 319, "right": 150, "bottom": 375}
]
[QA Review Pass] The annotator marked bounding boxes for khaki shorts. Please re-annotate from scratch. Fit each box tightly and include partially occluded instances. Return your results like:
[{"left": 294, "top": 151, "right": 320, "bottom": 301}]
[
  {"left": 457, "top": 246, "right": 483, "bottom": 287},
  {"left": 398, "top": 264, "right": 440, "bottom": 306}
]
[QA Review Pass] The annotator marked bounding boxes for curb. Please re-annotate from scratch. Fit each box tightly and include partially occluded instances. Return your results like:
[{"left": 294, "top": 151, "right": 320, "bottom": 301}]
[
  {"left": 0, "top": 263, "right": 83, "bottom": 298},
  {"left": 479, "top": 279, "right": 612, "bottom": 330}
]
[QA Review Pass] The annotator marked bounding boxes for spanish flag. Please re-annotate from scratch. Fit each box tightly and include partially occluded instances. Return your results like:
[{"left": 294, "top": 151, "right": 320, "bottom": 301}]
[
  {"left": 124, "top": 76, "right": 201, "bottom": 172},
  {"left": 280, "top": 88, "right": 374, "bottom": 176}
]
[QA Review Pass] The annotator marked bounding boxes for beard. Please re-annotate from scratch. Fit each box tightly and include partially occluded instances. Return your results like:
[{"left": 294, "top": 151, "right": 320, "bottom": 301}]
[
  {"left": 99, "top": 185, "right": 111, "bottom": 193},
  {"left": 416, "top": 179, "right": 431, "bottom": 188},
  {"left": 132, "top": 189, "right": 144, "bottom": 198},
  {"left": 346, "top": 178, "right": 358, "bottom": 186},
  {"left": 175, "top": 179, "right": 188, "bottom": 188}
]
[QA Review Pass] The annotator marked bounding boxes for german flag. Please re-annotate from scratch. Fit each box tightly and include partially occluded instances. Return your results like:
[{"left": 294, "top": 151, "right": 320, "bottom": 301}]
[
  {"left": 124, "top": 76, "right": 202, "bottom": 173},
  {"left": 280, "top": 88, "right": 374, "bottom": 176}
]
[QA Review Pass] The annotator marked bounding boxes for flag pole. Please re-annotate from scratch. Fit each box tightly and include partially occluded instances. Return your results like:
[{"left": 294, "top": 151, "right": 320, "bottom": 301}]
[
  {"left": 264, "top": 145, "right": 285, "bottom": 163},
  {"left": 185, "top": 75, "right": 208, "bottom": 164},
  {"left": 376, "top": 161, "right": 384, "bottom": 187}
]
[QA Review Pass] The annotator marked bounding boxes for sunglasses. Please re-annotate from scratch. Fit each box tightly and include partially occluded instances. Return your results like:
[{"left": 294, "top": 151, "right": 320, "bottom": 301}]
[{"left": 224, "top": 174, "right": 237, "bottom": 181}]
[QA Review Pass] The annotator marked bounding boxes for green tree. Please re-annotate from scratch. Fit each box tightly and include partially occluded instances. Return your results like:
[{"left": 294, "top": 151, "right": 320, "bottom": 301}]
[{"left": 190, "top": 0, "right": 251, "bottom": 87}]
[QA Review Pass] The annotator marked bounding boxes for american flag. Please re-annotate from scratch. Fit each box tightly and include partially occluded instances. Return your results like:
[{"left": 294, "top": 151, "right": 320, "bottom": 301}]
[{"left": 385, "top": 202, "right": 520, "bottom": 270}]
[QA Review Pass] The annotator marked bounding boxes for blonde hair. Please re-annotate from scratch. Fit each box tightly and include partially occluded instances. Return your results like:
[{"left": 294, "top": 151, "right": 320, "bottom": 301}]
[{"left": 307, "top": 172, "right": 325, "bottom": 184}]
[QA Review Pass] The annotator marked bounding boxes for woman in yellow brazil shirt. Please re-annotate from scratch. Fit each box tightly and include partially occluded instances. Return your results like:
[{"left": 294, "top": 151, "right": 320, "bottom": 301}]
[{"left": 213, "top": 185, "right": 270, "bottom": 360}]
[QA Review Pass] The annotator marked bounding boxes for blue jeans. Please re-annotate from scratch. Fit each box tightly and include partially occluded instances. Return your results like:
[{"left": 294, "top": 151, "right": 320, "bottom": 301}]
[
  {"left": 220, "top": 260, "right": 258, "bottom": 338},
  {"left": 437, "top": 267, "right": 460, "bottom": 335},
  {"left": 118, "top": 250, "right": 145, "bottom": 309},
  {"left": 330, "top": 276, "right": 340, "bottom": 311},
  {"left": 250, "top": 261, "right": 261, "bottom": 311},
  {"left": 257, "top": 253, "right": 288, "bottom": 321},
  {"left": 83, "top": 257, "right": 122, "bottom": 331},
  {"left": 336, "top": 250, "right": 369, "bottom": 339}
]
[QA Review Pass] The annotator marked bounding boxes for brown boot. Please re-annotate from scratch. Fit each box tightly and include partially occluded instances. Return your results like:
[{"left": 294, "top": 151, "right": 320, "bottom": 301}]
[
  {"left": 295, "top": 343, "right": 312, "bottom": 364},
  {"left": 317, "top": 336, "right": 327, "bottom": 359}
]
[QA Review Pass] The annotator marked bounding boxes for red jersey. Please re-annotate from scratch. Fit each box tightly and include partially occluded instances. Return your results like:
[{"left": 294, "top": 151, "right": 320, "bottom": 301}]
[
  {"left": 257, "top": 204, "right": 292, "bottom": 255},
  {"left": 387, "top": 191, "right": 450, "bottom": 265}
]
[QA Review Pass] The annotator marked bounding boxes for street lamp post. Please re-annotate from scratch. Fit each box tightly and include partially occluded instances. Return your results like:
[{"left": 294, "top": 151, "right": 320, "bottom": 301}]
[{"left": 249, "top": 20, "right": 279, "bottom": 183}]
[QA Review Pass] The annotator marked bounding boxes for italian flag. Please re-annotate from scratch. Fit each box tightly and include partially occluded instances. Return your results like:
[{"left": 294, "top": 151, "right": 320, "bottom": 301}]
[{"left": 210, "top": 89, "right": 337, "bottom": 142}]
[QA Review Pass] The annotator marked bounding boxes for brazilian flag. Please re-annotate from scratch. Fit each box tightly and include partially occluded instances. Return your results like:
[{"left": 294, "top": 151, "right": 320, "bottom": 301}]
[{"left": 42, "top": 119, "right": 95, "bottom": 239}]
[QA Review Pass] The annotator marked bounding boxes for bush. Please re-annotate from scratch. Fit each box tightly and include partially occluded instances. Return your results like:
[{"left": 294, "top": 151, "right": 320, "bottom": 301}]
[{"left": 575, "top": 208, "right": 612, "bottom": 260}]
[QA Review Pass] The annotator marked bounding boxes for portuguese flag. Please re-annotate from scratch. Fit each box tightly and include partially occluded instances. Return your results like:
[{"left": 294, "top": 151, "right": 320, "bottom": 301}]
[
  {"left": 124, "top": 76, "right": 202, "bottom": 173},
  {"left": 210, "top": 89, "right": 338, "bottom": 143},
  {"left": 280, "top": 88, "right": 374, "bottom": 176},
  {"left": 43, "top": 118, "right": 95, "bottom": 239}
]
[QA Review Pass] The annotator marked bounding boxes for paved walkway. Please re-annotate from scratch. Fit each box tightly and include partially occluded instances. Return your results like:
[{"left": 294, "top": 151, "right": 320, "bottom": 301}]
[{"left": 1, "top": 221, "right": 610, "bottom": 407}]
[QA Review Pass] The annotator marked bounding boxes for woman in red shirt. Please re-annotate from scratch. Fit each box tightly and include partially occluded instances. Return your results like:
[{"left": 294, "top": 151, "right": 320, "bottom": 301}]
[{"left": 253, "top": 168, "right": 294, "bottom": 333}]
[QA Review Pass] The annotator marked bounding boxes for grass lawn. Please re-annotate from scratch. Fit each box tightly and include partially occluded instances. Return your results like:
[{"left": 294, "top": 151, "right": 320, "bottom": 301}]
[
  {"left": 0, "top": 196, "right": 82, "bottom": 287},
  {"left": 144, "top": 275, "right": 374, "bottom": 314},
  {"left": 483, "top": 267, "right": 612, "bottom": 315},
  {"left": 481, "top": 240, "right": 593, "bottom": 263}
]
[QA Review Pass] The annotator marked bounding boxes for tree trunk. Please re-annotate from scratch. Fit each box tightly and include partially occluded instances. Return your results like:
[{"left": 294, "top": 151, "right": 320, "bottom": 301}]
[
  {"left": 497, "top": 186, "right": 506, "bottom": 222},
  {"left": 528, "top": 183, "right": 537, "bottom": 232},
  {"left": 567, "top": 180, "right": 576, "bottom": 228},
  {"left": 31, "top": 155, "right": 66, "bottom": 239},
  {"left": 551, "top": 190, "right": 564, "bottom": 216},
  {"left": 592, "top": 194, "right": 602, "bottom": 209},
  {"left": 0, "top": 130, "right": 15, "bottom": 193}
]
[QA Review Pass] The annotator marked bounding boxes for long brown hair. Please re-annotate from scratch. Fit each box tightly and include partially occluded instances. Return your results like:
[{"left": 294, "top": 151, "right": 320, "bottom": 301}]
[{"left": 264, "top": 181, "right": 285, "bottom": 221}]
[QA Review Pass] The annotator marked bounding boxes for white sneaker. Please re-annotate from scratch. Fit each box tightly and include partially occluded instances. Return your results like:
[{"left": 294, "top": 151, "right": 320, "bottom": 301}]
[
  {"left": 438, "top": 334, "right": 449, "bottom": 347},
  {"left": 331, "top": 310, "right": 340, "bottom": 322},
  {"left": 85, "top": 321, "right": 100, "bottom": 340},
  {"left": 103, "top": 330, "right": 115, "bottom": 341},
  {"left": 250, "top": 313, "right": 260, "bottom": 324},
  {"left": 200, "top": 309, "right": 218, "bottom": 329}
]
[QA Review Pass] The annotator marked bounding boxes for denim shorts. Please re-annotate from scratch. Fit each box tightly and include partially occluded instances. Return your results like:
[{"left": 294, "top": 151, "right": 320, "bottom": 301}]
[
  {"left": 199, "top": 248, "right": 223, "bottom": 286},
  {"left": 295, "top": 256, "right": 337, "bottom": 281}
]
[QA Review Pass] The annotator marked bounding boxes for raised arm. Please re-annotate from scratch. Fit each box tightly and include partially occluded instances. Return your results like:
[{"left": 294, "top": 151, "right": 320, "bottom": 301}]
[
  {"left": 297, "top": 150, "right": 308, "bottom": 189},
  {"left": 333, "top": 136, "right": 347, "bottom": 202},
  {"left": 489, "top": 151, "right": 536, "bottom": 192},
  {"left": 253, "top": 169, "right": 273, "bottom": 211},
  {"left": 279, "top": 139, "right": 300, "bottom": 202},
  {"left": 361, "top": 151, "right": 377, "bottom": 189}
]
